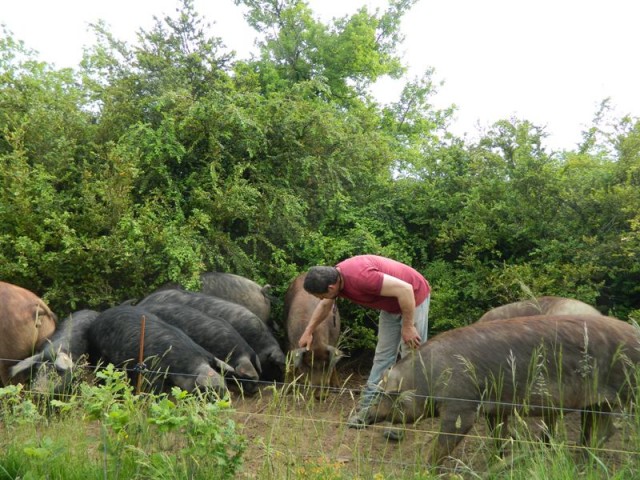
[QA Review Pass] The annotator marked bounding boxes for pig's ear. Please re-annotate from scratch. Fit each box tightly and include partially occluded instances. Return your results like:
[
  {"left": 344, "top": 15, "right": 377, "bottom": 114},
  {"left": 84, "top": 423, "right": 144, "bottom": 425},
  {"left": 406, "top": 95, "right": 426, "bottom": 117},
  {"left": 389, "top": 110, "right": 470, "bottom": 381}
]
[
  {"left": 326, "top": 345, "right": 344, "bottom": 369},
  {"left": 53, "top": 351, "right": 74, "bottom": 372},
  {"left": 213, "top": 358, "right": 235, "bottom": 374},
  {"left": 10, "top": 353, "right": 43, "bottom": 378},
  {"left": 291, "top": 347, "right": 306, "bottom": 369}
]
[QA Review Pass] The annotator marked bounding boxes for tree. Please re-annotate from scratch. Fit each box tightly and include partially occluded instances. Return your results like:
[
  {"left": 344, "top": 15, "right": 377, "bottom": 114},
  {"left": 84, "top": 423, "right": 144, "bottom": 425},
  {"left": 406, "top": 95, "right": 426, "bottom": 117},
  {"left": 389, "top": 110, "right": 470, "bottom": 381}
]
[{"left": 235, "top": 0, "right": 415, "bottom": 101}]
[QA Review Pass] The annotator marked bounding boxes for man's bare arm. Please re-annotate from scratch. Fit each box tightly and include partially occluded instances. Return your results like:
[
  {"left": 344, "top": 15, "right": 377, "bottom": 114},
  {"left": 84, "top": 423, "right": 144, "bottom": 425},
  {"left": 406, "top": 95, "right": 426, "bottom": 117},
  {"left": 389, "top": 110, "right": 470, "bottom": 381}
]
[
  {"left": 298, "top": 299, "right": 334, "bottom": 349},
  {"left": 379, "top": 274, "right": 421, "bottom": 348}
]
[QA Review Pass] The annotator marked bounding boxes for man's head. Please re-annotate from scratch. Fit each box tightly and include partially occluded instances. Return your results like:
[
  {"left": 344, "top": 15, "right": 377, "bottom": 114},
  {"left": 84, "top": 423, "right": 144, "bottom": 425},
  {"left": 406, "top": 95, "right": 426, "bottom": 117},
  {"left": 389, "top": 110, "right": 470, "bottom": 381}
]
[{"left": 304, "top": 266, "right": 340, "bottom": 298}]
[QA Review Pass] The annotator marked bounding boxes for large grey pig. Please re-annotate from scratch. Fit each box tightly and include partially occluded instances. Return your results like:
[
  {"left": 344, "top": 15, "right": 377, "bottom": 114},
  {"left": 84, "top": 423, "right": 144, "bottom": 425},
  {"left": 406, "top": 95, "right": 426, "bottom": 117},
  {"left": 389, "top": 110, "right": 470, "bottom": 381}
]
[
  {"left": 140, "top": 302, "right": 262, "bottom": 395},
  {"left": 364, "top": 314, "right": 640, "bottom": 465},
  {"left": 284, "top": 273, "right": 343, "bottom": 399},
  {"left": 200, "top": 272, "right": 272, "bottom": 324},
  {"left": 88, "top": 305, "right": 232, "bottom": 395},
  {"left": 10, "top": 309, "right": 99, "bottom": 393},
  {"left": 0, "top": 281, "right": 57, "bottom": 386},
  {"left": 478, "top": 296, "right": 600, "bottom": 322},
  {"left": 138, "top": 289, "right": 286, "bottom": 382}
]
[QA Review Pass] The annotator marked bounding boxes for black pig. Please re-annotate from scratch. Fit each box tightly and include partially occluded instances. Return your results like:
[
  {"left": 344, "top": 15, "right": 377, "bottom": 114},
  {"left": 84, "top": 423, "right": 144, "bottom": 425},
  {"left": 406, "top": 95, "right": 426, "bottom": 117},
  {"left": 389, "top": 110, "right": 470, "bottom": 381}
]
[
  {"left": 10, "top": 309, "right": 99, "bottom": 393},
  {"left": 88, "top": 305, "right": 232, "bottom": 395},
  {"left": 200, "top": 272, "right": 272, "bottom": 324},
  {"left": 140, "top": 302, "right": 262, "bottom": 395},
  {"left": 138, "top": 289, "right": 286, "bottom": 382}
]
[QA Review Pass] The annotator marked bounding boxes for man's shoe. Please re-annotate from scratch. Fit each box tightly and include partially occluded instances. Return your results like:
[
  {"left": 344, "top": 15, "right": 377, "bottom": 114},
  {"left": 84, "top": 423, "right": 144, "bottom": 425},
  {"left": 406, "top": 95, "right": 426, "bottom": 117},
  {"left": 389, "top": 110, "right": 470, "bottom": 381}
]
[
  {"left": 346, "top": 408, "right": 371, "bottom": 429},
  {"left": 382, "top": 427, "right": 405, "bottom": 441}
]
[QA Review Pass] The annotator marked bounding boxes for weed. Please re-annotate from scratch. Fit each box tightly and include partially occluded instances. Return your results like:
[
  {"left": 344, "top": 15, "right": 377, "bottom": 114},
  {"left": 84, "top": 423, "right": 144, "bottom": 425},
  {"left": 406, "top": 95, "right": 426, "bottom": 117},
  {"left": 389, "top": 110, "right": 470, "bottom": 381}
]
[{"left": 0, "top": 363, "right": 245, "bottom": 479}]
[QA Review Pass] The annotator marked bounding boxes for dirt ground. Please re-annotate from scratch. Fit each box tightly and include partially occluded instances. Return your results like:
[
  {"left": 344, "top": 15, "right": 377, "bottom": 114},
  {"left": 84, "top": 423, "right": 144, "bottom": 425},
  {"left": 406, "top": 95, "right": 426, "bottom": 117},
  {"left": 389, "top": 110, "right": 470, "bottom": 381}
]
[{"left": 228, "top": 358, "right": 639, "bottom": 479}]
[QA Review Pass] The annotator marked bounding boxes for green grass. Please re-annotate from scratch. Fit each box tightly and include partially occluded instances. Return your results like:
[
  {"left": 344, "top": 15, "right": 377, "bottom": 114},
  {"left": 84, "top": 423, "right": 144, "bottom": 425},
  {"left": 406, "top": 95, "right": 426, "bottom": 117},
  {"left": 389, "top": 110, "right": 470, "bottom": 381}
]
[
  {"left": 0, "top": 366, "right": 245, "bottom": 480},
  {"left": 2, "top": 363, "right": 640, "bottom": 479}
]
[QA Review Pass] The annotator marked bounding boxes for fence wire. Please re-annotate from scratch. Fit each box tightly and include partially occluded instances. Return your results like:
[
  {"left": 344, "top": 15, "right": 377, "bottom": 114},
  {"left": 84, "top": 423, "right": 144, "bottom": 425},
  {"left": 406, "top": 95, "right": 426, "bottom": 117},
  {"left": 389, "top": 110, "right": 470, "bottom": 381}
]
[
  {"left": 3, "top": 354, "right": 640, "bottom": 418},
  {"left": 3, "top": 353, "right": 640, "bottom": 470}
]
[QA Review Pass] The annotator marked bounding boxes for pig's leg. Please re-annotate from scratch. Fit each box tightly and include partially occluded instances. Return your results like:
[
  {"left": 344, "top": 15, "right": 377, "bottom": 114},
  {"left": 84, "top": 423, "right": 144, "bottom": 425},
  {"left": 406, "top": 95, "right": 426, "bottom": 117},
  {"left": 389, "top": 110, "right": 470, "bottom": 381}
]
[{"left": 429, "top": 407, "right": 475, "bottom": 465}]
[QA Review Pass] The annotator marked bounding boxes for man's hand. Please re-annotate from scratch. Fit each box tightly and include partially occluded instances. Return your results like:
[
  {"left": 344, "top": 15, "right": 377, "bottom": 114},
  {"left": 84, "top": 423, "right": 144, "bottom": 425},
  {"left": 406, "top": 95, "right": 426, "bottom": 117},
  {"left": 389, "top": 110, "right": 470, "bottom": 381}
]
[
  {"left": 298, "top": 330, "right": 313, "bottom": 350},
  {"left": 402, "top": 324, "right": 421, "bottom": 349},
  {"left": 297, "top": 298, "right": 334, "bottom": 351}
]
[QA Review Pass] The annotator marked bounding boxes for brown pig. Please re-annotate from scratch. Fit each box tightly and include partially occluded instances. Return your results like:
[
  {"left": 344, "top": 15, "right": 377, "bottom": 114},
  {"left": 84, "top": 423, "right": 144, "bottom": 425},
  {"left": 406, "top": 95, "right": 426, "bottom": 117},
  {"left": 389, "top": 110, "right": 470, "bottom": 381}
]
[
  {"left": 0, "top": 281, "right": 57, "bottom": 386},
  {"left": 478, "top": 296, "right": 600, "bottom": 322},
  {"left": 364, "top": 314, "right": 640, "bottom": 465},
  {"left": 284, "top": 272, "right": 343, "bottom": 398}
]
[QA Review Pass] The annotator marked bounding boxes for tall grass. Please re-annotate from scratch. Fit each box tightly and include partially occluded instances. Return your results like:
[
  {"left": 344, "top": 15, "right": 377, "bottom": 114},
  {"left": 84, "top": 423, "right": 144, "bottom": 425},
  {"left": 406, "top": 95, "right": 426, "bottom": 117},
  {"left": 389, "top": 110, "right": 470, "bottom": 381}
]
[
  {"left": 0, "top": 365, "right": 245, "bottom": 479},
  {"left": 2, "top": 360, "right": 640, "bottom": 479},
  {"left": 228, "top": 348, "right": 640, "bottom": 479}
]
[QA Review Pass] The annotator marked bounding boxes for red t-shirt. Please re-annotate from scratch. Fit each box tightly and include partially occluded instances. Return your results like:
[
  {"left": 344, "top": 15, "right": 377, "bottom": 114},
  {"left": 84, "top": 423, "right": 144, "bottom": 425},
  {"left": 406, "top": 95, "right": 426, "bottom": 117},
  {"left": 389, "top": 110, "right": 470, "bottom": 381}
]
[{"left": 336, "top": 255, "right": 430, "bottom": 314}]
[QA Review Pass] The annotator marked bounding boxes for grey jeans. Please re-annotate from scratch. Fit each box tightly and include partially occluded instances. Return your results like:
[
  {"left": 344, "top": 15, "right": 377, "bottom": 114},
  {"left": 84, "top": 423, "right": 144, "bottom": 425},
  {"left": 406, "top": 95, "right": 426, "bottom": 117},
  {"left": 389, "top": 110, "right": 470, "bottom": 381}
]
[{"left": 359, "top": 295, "right": 430, "bottom": 409}]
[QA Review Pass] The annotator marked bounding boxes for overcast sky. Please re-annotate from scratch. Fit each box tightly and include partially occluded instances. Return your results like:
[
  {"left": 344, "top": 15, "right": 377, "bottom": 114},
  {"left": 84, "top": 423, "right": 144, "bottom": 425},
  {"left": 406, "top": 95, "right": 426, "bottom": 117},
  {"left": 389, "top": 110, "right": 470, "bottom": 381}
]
[{"left": 2, "top": 0, "right": 638, "bottom": 150}]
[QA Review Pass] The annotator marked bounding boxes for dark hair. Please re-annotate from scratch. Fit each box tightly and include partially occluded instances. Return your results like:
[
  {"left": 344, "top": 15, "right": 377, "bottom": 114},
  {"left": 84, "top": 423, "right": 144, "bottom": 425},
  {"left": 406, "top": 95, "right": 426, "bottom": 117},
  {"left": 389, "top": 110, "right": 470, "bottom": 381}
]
[{"left": 303, "top": 266, "right": 339, "bottom": 294}]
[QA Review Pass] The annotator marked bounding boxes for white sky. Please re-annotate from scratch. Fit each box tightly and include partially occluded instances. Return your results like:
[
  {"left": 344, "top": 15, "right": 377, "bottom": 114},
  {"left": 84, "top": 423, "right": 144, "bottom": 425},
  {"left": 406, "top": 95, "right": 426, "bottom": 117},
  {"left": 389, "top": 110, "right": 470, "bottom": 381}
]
[{"left": 2, "top": 0, "right": 639, "bottom": 151}]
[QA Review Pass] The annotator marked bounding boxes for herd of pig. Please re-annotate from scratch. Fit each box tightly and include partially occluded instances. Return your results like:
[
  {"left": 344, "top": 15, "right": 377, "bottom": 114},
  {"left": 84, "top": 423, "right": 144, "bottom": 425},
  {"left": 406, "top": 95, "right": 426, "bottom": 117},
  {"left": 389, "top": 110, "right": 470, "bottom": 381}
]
[
  {"left": 0, "top": 272, "right": 339, "bottom": 397},
  {"left": 2, "top": 274, "right": 640, "bottom": 467}
]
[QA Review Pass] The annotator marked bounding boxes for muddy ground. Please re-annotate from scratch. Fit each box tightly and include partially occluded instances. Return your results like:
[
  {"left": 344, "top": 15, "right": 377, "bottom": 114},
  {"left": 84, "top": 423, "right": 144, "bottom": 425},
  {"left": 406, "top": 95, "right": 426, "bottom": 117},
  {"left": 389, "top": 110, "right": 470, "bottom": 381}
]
[{"left": 229, "top": 357, "right": 638, "bottom": 479}]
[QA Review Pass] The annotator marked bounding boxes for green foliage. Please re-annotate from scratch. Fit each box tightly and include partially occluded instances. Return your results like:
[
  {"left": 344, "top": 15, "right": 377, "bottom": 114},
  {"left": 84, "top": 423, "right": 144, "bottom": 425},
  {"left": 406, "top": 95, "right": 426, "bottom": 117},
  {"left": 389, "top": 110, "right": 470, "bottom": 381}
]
[
  {"left": 236, "top": 0, "right": 415, "bottom": 100},
  {"left": 0, "top": 365, "right": 245, "bottom": 480},
  {"left": 388, "top": 116, "right": 640, "bottom": 327},
  {"left": 3, "top": 3, "right": 640, "bottom": 478},
  {"left": 0, "top": 1, "right": 638, "bottom": 350}
]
